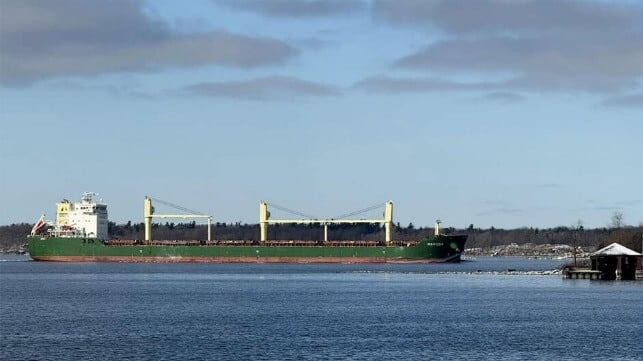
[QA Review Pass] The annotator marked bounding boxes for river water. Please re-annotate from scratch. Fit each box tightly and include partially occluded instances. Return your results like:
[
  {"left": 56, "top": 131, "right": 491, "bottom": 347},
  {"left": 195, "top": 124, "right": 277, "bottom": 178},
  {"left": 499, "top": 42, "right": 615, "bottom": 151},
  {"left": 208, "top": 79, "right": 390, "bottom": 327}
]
[{"left": 1, "top": 256, "right": 641, "bottom": 360}]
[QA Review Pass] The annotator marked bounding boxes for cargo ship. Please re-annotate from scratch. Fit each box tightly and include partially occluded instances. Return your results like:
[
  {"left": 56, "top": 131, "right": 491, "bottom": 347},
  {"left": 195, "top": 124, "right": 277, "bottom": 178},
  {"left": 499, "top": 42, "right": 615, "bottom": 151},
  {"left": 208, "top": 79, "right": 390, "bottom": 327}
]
[{"left": 27, "top": 193, "right": 467, "bottom": 263}]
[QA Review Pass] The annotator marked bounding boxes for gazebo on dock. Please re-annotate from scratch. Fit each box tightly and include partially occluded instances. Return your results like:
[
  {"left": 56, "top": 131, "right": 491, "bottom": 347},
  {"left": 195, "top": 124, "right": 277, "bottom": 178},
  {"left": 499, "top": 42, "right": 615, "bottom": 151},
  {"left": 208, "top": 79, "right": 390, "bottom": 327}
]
[{"left": 590, "top": 243, "right": 642, "bottom": 280}]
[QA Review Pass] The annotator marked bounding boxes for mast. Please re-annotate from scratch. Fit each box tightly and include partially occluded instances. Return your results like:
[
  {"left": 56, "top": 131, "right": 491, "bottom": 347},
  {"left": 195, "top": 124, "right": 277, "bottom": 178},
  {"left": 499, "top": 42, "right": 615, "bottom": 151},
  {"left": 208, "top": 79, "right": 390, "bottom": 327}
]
[{"left": 144, "top": 196, "right": 154, "bottom": 242}]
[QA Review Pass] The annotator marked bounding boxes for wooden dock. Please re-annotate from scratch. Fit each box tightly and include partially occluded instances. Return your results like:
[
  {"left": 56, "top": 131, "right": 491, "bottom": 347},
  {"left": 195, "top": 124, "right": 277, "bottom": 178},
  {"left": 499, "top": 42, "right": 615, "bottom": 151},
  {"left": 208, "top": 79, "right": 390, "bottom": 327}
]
[{"left": 563, "top": 267, "right": 603, "bottom": 280}]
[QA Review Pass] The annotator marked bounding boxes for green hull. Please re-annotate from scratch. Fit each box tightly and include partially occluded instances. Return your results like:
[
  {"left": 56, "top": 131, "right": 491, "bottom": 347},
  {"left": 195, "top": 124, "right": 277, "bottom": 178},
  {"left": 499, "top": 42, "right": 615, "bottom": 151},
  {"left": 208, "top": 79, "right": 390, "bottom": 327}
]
[{"left": 27, "top": 235, "right": 467, "bottom": 263}]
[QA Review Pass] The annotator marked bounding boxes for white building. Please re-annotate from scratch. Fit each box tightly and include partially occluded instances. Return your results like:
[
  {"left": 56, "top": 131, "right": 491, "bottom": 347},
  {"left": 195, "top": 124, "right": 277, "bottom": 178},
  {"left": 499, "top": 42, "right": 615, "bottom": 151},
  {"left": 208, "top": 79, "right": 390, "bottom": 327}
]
[{"left": 55, "top": 192, "right": 108, "bottom": 239}]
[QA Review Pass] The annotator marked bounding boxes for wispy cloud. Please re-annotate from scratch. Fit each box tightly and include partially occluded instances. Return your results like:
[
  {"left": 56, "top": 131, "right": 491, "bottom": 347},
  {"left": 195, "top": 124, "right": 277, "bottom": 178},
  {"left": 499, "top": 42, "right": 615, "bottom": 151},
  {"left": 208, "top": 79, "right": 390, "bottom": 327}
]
[
  {"left": 602, "top": 93, "right": 643, "bottom": 107},
  {"left": 373, "top": 0, "right": 640, "bottom": 34},
  {"left": 354, "top": 75, "right": 496, "bottom": 93},
  {"left": 215, "top": 0, "right": 368, "bottom": 18},
  {"left": 371, "top": 0, "right": 643, "bottom": 98},
  {"left": 478, "top": 92, "right": 526, "bottom": 103},
  {"left": 47, "top": 81, "right": 158, "bottom": 100},
  {"left": 354, "top": 76, "right": 532, "bottom": 104},
  {"left": 585, "top": 200, "right": 643, "bottom": 211},
  {"left": 184, "top": 76, "right": 341, "bottom": 100},
  {"left": 0, "top": 0, "right": 297, "bottom": 85},
  {"left": 392, "top": 35, "right": 643, "bottom": 94},
  {"left": 616, "top": 200, "right": 643, "bottom": 206}
]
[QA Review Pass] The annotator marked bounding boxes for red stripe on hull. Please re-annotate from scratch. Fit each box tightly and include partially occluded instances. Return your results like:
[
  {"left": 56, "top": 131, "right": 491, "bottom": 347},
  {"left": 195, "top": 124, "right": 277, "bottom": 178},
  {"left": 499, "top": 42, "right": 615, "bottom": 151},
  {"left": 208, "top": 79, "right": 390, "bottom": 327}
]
[{"left": 30, "top": 255, "right": 454, "bottom": 263}]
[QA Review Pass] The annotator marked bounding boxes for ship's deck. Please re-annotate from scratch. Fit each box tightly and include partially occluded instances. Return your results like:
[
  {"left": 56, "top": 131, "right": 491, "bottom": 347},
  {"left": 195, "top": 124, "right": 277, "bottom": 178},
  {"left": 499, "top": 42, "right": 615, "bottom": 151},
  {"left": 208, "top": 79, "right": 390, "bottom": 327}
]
[{"left": 104, "top": 239, "right": 421, "bottom": 247}]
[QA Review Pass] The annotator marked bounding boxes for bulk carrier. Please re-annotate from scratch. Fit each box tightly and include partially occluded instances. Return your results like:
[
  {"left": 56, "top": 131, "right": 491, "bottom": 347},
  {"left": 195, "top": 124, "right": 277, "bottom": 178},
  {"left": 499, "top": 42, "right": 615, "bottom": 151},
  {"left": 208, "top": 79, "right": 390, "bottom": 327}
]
[{"left": 27, "top": 193, "right": 467, "bottom": 263}]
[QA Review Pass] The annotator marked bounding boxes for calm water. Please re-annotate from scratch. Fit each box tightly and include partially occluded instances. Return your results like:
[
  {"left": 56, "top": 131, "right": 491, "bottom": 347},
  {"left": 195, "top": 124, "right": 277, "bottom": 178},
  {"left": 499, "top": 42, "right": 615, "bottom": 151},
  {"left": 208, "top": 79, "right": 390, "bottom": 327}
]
[{"left": 1, "top": 256, "right": 641, "bottom": 360}]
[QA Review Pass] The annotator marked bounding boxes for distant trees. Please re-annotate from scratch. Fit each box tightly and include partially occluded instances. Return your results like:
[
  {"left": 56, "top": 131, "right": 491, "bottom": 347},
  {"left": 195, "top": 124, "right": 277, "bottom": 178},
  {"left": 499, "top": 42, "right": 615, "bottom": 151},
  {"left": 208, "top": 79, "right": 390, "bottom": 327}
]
[
  {"left": 601, "top": 211, "right": 640, "bottom": 251},
  {"left": 604, "top": 227, "right": 642, "bottom": 253},
  {"left": 464, "top": 226, "right": 613, "bottom": 250},
  {"left": 0, "top": 223, "right": 32, "bottom": 251},
  {"left": 610, "top": 211, "right": 625, "bottom": 228}
]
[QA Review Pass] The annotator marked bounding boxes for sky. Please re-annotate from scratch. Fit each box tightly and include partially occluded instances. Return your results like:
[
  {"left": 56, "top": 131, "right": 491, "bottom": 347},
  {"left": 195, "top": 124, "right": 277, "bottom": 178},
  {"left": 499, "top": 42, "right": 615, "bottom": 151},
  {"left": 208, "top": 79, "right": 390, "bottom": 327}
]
[{"left": 1, "top": 0, "right": 642, "bottom": 230}]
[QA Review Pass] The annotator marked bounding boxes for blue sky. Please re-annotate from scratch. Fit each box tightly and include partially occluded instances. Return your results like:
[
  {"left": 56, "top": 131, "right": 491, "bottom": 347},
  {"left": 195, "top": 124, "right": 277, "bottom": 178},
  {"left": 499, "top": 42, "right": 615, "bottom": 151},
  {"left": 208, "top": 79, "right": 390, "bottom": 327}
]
[{"left": 1, "top": 0, "right": 642, "bottom": 229}]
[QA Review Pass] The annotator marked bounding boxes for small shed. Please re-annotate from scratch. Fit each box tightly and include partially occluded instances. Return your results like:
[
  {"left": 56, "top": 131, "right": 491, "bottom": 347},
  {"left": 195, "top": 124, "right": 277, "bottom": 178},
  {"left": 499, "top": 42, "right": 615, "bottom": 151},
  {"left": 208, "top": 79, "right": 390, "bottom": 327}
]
[{"left": 590, "top": 243, "right": 642, "bottom": 280}]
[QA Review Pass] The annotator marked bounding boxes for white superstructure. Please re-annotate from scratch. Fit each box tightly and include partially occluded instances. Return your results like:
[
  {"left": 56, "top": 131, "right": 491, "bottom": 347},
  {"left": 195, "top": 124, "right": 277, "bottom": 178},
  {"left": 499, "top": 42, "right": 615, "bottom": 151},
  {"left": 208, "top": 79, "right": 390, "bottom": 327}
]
[{"left": 52, "top": 192, "right": 108, "bottom": 239}]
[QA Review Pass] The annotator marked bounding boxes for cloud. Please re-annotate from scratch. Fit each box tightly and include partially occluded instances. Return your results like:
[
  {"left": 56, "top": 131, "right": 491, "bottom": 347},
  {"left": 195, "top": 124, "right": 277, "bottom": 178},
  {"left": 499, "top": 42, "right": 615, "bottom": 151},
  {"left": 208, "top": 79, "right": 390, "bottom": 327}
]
[
  {"left": 354, "top": 75, "right": 496, "bottom": 93},
  {"left": 0, "top": 0, "right": 297, "bottom": 85},
  {"left": 616, "top": 200, "right": 643, "bottom": 206},
  {"left": 184, "top": 76, "right": 341, "bottom": 100},
  {"left": 47, "top": 81, "right": 158, "bottom": 100},
  {"left": 373, "top": 0, "right": 640, "bottom": 34},
  {"left": 354, "top": 76, "right": 526, "bottom": 103},
  {"left": 394, "top": 35, "right": 643, "bottom": 93},
  {"left": 372, "top": 0, "right": 643, "bottom": 95},
  {"left": 479, "top": 92, "right": 525, "bottom": 103},
  {"left": 290, "top": 37, "right": 333, "bottom": 50},
  {"left": 602, "top": 93, "right": 643, "bottom": 107},
  {"left": 215, "top": 0, "right": 367, "bottom": 18}
]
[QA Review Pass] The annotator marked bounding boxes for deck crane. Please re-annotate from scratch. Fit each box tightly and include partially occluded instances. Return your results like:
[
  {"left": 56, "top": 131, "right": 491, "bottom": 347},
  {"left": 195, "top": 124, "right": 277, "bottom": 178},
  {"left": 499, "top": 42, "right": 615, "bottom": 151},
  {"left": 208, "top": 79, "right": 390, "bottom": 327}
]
[
  {"left": 259, "top": 201, "right": 394, "bottom": 245},
  {"left": 143, "top": 196, "right": 212, "bottom": 243}
]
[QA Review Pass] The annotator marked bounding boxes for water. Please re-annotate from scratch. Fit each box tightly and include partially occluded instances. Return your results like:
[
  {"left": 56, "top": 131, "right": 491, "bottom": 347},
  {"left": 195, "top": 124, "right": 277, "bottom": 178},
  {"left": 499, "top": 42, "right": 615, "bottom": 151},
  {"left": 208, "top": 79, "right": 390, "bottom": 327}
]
[{"left": 1, "top": 256, "right": 641, "bottom": 360}]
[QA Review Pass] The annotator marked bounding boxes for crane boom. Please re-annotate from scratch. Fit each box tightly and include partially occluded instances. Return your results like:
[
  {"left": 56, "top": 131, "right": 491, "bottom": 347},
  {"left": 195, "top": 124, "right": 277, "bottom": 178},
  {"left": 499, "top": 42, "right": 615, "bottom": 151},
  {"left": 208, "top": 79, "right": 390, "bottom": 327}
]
[
  {"left": 144, "top": 196, "right": 212, "bottom": 242},
  {"left": 259, "top": 201, "right": 394, "bottom": 245}
]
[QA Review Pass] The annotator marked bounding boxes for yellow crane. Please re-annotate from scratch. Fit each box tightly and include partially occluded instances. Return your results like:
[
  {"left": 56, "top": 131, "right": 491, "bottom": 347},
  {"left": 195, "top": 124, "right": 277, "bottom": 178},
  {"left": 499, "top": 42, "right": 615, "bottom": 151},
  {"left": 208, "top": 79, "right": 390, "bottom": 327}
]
[
  {"left": 143, "top": 196, "right": 212, "bottom": 242},
  {"left": 259, "top": 201, "right": 394, "bottom": 245}
]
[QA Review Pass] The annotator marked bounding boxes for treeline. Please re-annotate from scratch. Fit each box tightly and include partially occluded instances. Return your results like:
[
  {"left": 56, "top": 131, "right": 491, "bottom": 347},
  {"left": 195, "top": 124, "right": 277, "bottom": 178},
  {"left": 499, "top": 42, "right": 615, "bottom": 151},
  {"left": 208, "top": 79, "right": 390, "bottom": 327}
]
[
  {"left": 466, "top": 226, "right": 642, "bottom": 252},
  {"left": 2, "top": 221, "right": 642, "bottom": 253},
  {"left": 0, "top": 223, "right": 32, "bottom": 251}
]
